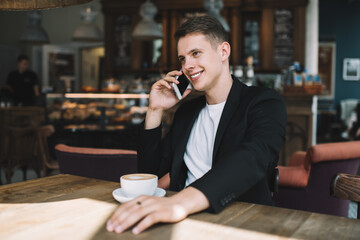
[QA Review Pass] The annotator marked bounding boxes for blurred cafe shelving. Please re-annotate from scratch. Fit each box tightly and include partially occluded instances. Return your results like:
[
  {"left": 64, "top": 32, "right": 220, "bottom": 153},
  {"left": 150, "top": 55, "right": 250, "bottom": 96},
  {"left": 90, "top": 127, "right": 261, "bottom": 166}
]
[
  {"left": 2, "top": 0, "right": 358, "bottom": 162},
  {"left": 43, "top": 70, "right": 156, "bottom": 149},
  {"left": 0, "top": 0, "right": 313, "bottom": 156}
]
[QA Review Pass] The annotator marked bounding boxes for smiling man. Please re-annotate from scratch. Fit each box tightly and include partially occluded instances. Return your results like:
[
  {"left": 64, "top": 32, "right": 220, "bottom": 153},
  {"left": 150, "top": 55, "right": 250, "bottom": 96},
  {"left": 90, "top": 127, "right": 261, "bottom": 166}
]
[{"left": 106, "top": 15, "right": 286, "bottom": 234}]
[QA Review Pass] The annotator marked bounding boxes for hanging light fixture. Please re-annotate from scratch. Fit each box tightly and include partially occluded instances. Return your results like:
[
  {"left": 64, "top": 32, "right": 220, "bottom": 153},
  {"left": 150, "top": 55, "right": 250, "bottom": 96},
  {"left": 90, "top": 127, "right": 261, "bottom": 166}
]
[
  {"left": 132, "top": 0, "right": 163, "bottom": 40},
  {"left": 204, "top": 0, "right": 230, "bottom": 32},
  {"left": 20, "top": 11, "right": 49, "bottom": 43},
  {"left": 73, "top": 5, "right": 102, "bottom": 42},
  {"left": 0, "top": 0, "right": 92, "bottom": 10}
]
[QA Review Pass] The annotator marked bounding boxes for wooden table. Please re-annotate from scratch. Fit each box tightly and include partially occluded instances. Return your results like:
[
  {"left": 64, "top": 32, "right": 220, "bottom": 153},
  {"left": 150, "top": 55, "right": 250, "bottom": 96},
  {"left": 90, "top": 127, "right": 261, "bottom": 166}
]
[{"left": 1, "top": 174, "right": 359, "bottom": 240}]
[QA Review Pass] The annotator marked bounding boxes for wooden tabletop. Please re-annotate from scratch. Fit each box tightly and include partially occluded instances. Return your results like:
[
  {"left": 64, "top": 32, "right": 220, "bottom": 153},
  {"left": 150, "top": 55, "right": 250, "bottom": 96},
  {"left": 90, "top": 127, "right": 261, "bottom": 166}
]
[{"left": 1, "top": 174, "right": 359, "bottom": 240}]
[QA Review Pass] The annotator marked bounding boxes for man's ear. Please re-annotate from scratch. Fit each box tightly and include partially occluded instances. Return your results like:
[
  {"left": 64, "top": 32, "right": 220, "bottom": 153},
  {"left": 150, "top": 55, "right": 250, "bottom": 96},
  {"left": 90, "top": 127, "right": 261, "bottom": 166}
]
[{"left": 219, "top": 42, "right": 231, "bottom": 61}]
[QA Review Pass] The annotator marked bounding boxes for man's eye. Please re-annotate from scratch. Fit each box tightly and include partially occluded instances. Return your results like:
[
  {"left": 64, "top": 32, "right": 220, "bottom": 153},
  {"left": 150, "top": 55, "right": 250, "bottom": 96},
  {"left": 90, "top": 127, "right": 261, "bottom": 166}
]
[{"left": 193, "top": 51, "right": 200, "bottom": 56}]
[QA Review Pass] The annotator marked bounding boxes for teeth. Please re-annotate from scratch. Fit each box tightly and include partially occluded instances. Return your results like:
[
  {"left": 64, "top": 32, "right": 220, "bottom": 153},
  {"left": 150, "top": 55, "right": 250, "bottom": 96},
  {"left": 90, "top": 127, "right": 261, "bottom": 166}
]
[{"left": 191, "top": 72, "right": 201, "bottom": 78}]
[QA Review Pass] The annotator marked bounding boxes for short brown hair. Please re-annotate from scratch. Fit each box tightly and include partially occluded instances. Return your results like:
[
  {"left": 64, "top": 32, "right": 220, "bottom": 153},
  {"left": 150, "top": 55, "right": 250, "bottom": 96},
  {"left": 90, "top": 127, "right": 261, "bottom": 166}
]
[
  {"left": 17, "top": 54, "right": 29, "bottom": 63},
  {"left": 174, "top": 15, "right": 228, "bottom": 47}
]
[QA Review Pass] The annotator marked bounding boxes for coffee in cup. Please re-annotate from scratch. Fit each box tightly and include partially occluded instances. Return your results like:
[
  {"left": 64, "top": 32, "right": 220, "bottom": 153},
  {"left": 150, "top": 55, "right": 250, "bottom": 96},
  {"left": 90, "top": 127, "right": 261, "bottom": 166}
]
[{"left": 120, "top": 173, "right": 158, "bottom": 198}]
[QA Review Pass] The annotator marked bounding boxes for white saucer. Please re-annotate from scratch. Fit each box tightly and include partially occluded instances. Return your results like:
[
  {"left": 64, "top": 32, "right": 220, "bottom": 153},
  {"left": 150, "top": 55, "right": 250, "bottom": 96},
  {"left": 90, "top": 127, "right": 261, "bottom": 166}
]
[{"left": 112, "top": 187, "right": 166, "bottom": 203}]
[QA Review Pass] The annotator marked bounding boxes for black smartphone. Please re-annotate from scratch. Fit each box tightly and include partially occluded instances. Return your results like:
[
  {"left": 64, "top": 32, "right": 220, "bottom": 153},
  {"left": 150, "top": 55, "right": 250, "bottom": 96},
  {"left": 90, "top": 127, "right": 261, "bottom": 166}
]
[{"left": 172, "top": 70, "right": 192, "bottom": 100}]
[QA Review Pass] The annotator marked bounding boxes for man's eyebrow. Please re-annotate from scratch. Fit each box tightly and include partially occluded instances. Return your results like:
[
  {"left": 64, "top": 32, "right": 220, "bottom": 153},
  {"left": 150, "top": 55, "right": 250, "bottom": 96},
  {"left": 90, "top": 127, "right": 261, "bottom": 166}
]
[{"left": 178, "top": 48, "right": 203, "bottom": 58}]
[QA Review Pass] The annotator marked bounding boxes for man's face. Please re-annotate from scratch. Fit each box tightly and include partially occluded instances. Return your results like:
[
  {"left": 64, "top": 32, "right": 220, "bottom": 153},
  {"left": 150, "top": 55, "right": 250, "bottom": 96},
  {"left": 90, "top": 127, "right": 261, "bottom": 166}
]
[
  {"left": 177, "top": 33, "right": 224, "bottom": 93},
  {"left": 17, "top": 59, "right": 29, "bottom": 73}
]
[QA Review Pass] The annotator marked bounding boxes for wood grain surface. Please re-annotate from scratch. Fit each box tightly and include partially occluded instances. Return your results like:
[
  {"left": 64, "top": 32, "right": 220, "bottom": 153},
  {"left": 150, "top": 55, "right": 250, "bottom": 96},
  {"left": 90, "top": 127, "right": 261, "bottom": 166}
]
[
  {"left": 331, "top": 173, "right": 360, "bottom": 202},
  {"left": 1, "top": 174, "right": 360, "bottom": 240}
]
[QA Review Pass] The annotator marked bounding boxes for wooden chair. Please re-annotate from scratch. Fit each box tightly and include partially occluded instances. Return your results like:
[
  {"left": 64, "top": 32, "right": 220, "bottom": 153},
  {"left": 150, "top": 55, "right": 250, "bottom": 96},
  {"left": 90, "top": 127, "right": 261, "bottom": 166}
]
[
  {"left": 4, "top": 126, "right": 41, "bottom": 183},
  {"left": 0, "top": 106, "right": 45, "bottom": 184},
  {"left": 331, "top": 173, "right": 360, "bottom": 219},
  {"left": 36, "top": 125, "right": 59, "bottom": 177}
]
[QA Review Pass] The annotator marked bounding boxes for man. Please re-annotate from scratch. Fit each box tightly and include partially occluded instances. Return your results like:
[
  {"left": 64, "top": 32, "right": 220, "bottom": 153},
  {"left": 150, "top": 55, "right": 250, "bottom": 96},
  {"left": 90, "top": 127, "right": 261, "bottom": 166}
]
[
  {"left": 6, "top": 54, "right": 40, "bottom": 106},
  {"left": 107, "top": 15, "right": 286, "bottom": 234}
]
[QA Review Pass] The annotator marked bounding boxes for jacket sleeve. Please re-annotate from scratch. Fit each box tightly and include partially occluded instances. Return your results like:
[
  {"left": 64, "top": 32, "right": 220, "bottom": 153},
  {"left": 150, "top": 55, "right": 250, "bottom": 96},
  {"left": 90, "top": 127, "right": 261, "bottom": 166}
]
[
  {"left": 137, "top": 123, "right": 173, "bottom": 179},
  {"left": 189, "top": 89, "right": 287, "bottom": 213}
]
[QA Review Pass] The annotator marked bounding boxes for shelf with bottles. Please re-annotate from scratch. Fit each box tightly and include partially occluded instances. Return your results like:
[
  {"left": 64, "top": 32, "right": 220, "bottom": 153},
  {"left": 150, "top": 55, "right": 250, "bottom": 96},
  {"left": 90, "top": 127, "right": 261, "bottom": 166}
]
[{"left": 282, "top": 62, "right": 324, "bottom": 95}]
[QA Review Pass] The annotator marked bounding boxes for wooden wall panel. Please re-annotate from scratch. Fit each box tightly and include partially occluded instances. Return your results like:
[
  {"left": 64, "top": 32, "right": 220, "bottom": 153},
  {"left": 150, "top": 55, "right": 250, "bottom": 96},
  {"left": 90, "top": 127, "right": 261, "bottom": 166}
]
[
  {"left": 260, "top": 8, "right": 274, "bottom": 69},
  {"left": 104, "top": 14, "right": 114, "bottom": 75},
  {"left": 293, "top": 6, "right": 306, "bottom": 65},
  {"left": 170, "top": 10, "right": 179, "bottom": 69},
  {"left": 161, "top": 10, "right": 169, "bottom": 71},
  {"left": 102, "top": 0, "right": 308, "bottom": 73},
  {"left": 230, "top": 7, "right": 241, "bottom": 66}
]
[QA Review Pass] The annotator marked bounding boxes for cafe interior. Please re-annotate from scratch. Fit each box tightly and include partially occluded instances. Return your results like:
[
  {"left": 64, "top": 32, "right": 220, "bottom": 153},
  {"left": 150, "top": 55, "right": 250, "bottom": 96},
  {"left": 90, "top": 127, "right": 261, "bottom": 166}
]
[{"left": 0, "top": 0, "right": 360, "bottom": 239}]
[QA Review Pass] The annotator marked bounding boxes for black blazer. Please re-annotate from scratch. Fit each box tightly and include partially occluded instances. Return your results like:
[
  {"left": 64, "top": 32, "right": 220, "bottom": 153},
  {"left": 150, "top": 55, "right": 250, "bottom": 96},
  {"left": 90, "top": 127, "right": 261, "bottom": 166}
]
[{"left": 138, "top": 77, "right": 287, "bottom": 213}]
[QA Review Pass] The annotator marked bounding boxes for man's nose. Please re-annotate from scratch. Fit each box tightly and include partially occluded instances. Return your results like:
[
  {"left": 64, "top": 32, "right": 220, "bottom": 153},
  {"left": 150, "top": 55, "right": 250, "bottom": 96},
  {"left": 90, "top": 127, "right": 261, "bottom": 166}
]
[{"left": 183, "top": 58, "right": 195, "bottom": 70}]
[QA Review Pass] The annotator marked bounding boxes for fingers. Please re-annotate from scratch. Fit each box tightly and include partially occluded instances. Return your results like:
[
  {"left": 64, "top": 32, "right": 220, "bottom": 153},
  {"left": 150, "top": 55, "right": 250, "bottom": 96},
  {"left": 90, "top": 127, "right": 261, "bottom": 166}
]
[
  {"left": 106, "top": 201, "right": 133, "bottom": 232},
  {"left": 151, "top": 69, "right": 184, "bottom": 94},
  {"left": 106, "top": 196, "right": 159, "bottom": 234},
  {"left": 107, "top": 201, "right": 138, "bottom": 232},
  {"left": 132, "top": 212, "right": 161, "bottom": 234},
  {"left": 182, "top": 89, "right": 192, "bottom": 99},
  {"left": 114, "top": 201, "right": 156, "bottom": 233},
  {"left": 165, "top": 70, "right": 182, "bottom": 79},
  {"left": 132, "top": 203, "right": 188, "bottom": 234},
  {"left": 164, "top": 76, "right": 179, "bottom": 85},
  {"left": 160, "top": 70, "right": 182, "bottom": 86},
  {"left": 154, "top": 79, "right": 173, "bottom": 91},
  {"left": 106, "top": 195, "right": 190, "bottom": 235}
]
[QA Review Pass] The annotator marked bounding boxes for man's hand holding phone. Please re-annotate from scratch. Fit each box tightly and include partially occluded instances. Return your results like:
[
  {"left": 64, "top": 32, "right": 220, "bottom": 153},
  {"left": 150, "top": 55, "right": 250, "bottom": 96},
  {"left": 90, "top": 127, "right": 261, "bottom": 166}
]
[
  {"left": 172, "top": 69, "right": 192, "bottom": 100},
  {"left": 148, "top": 70, "right": 192, "bottom": 111},
  {"left": 145, "top": 70, "right": 192, "bottom": 130}
]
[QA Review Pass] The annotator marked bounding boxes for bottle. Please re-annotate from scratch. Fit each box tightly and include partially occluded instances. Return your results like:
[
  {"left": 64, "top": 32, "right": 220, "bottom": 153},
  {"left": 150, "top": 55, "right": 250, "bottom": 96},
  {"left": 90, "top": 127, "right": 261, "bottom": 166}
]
[
  {"left": 313, "top": 74, "right": 321, "bottom": 84},
  {"left": 244, "top": 56, "right": 255, "bottom": 86},
  {"left": 284, "top": 65, "right": 295, "bottom": 86},
  {"left": 234, "top": 65, "right": 243, "bottom": 80},
  {"left": 292, "top": 61, "right": 303, "bottom": 86},
  {"left": 303, "top": 69, "right": 313, "bottom": 85}
]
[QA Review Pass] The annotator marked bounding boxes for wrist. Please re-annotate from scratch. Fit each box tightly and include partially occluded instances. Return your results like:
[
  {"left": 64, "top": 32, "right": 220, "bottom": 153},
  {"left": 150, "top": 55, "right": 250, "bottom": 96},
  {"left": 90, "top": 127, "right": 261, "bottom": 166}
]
[
  {"left": 170, "top": 187, "right": 210, "bottom": 215},
  {"left": 145, "top": 108, "right": 163, "bottom": 129},
  {"left": 147, "top": 107, "right": 163, "bottom": 115}
]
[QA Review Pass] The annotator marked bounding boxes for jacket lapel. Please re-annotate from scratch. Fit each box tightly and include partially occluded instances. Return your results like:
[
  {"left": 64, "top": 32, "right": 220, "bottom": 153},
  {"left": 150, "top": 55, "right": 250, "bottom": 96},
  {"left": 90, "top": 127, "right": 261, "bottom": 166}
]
[
  {"left": 212, "top": 77, "right": 243, "bottom": 164},
  {"left": 171, "top": 96, "right": 206, "bottom": 188},
  {"left": 177, "top": 96, "right": 206, "bottom": 152}
]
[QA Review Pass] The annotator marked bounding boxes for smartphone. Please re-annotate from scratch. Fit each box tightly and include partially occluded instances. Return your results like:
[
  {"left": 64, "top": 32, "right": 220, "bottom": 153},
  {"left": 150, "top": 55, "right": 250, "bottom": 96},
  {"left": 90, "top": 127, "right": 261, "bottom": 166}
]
[{"left": 172, "top": 70, "right": 192, "bottom": 100}]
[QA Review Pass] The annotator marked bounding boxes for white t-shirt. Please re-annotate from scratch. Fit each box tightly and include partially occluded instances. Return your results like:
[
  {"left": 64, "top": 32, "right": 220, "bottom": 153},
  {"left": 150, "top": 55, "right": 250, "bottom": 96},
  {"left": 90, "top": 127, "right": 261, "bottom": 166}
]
[{"left": 184, "top": 101, "right": 226, "bottom": 187}]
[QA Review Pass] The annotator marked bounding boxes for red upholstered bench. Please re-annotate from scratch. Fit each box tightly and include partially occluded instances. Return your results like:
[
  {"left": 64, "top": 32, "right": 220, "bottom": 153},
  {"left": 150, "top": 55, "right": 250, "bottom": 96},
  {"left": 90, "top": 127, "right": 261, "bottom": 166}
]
[
  {"left": 273, "top": 141, "right": 360, "bottom": 217},
  {"left": 55, "top": 144, "right": 138, "bottom": 182}
]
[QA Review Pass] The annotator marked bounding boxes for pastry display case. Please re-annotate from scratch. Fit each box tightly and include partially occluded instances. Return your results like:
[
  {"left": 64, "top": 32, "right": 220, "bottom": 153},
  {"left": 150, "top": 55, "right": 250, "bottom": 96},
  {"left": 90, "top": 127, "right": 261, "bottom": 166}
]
[
  {"left": 45, "top": 93, "right": 149, "bottom": 150},
  {"left": 46, "top": 93, "right": 149, "bottom": 126}
]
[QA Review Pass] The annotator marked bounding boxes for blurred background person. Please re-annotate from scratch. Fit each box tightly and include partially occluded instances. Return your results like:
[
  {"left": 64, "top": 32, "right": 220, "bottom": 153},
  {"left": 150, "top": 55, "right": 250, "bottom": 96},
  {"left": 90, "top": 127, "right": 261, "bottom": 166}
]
[
  {"left": 6, "top": 54, "right": 40, "bottom": 106},
  {"left": 349, "top": 103, "right": 360, "bottom": 140}
]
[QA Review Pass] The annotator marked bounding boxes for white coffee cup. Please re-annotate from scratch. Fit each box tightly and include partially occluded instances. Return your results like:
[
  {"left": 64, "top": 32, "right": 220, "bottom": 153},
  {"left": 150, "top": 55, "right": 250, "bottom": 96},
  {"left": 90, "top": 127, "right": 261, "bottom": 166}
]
[{"left": 120, "top": 173, "right": 158, "bottom": 198}]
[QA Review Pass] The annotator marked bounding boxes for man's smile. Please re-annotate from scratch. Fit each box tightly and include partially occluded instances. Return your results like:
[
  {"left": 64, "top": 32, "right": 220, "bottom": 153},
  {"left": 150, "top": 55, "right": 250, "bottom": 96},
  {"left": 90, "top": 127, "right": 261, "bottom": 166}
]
[{"left": 189, "top": 70, "right": 204, "bottom": 81}]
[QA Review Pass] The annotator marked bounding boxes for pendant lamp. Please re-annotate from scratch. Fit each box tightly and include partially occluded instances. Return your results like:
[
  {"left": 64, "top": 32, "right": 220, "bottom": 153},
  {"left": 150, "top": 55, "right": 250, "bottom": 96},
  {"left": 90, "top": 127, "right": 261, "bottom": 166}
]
[
  {"left": 0, "top": 0, "right": 92, "bottom": 10},
  {"left": 73, "top": 5, "right": 102, "bottom": 42},
  {"left": 204, "top": 0, "right": 230, "bottom": 32},
  {"left": 20, "top": 11, "right": 49, "bottom": 43},
  {"left": 132, "top": 0, "right": 163, "bottom": 40}
]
